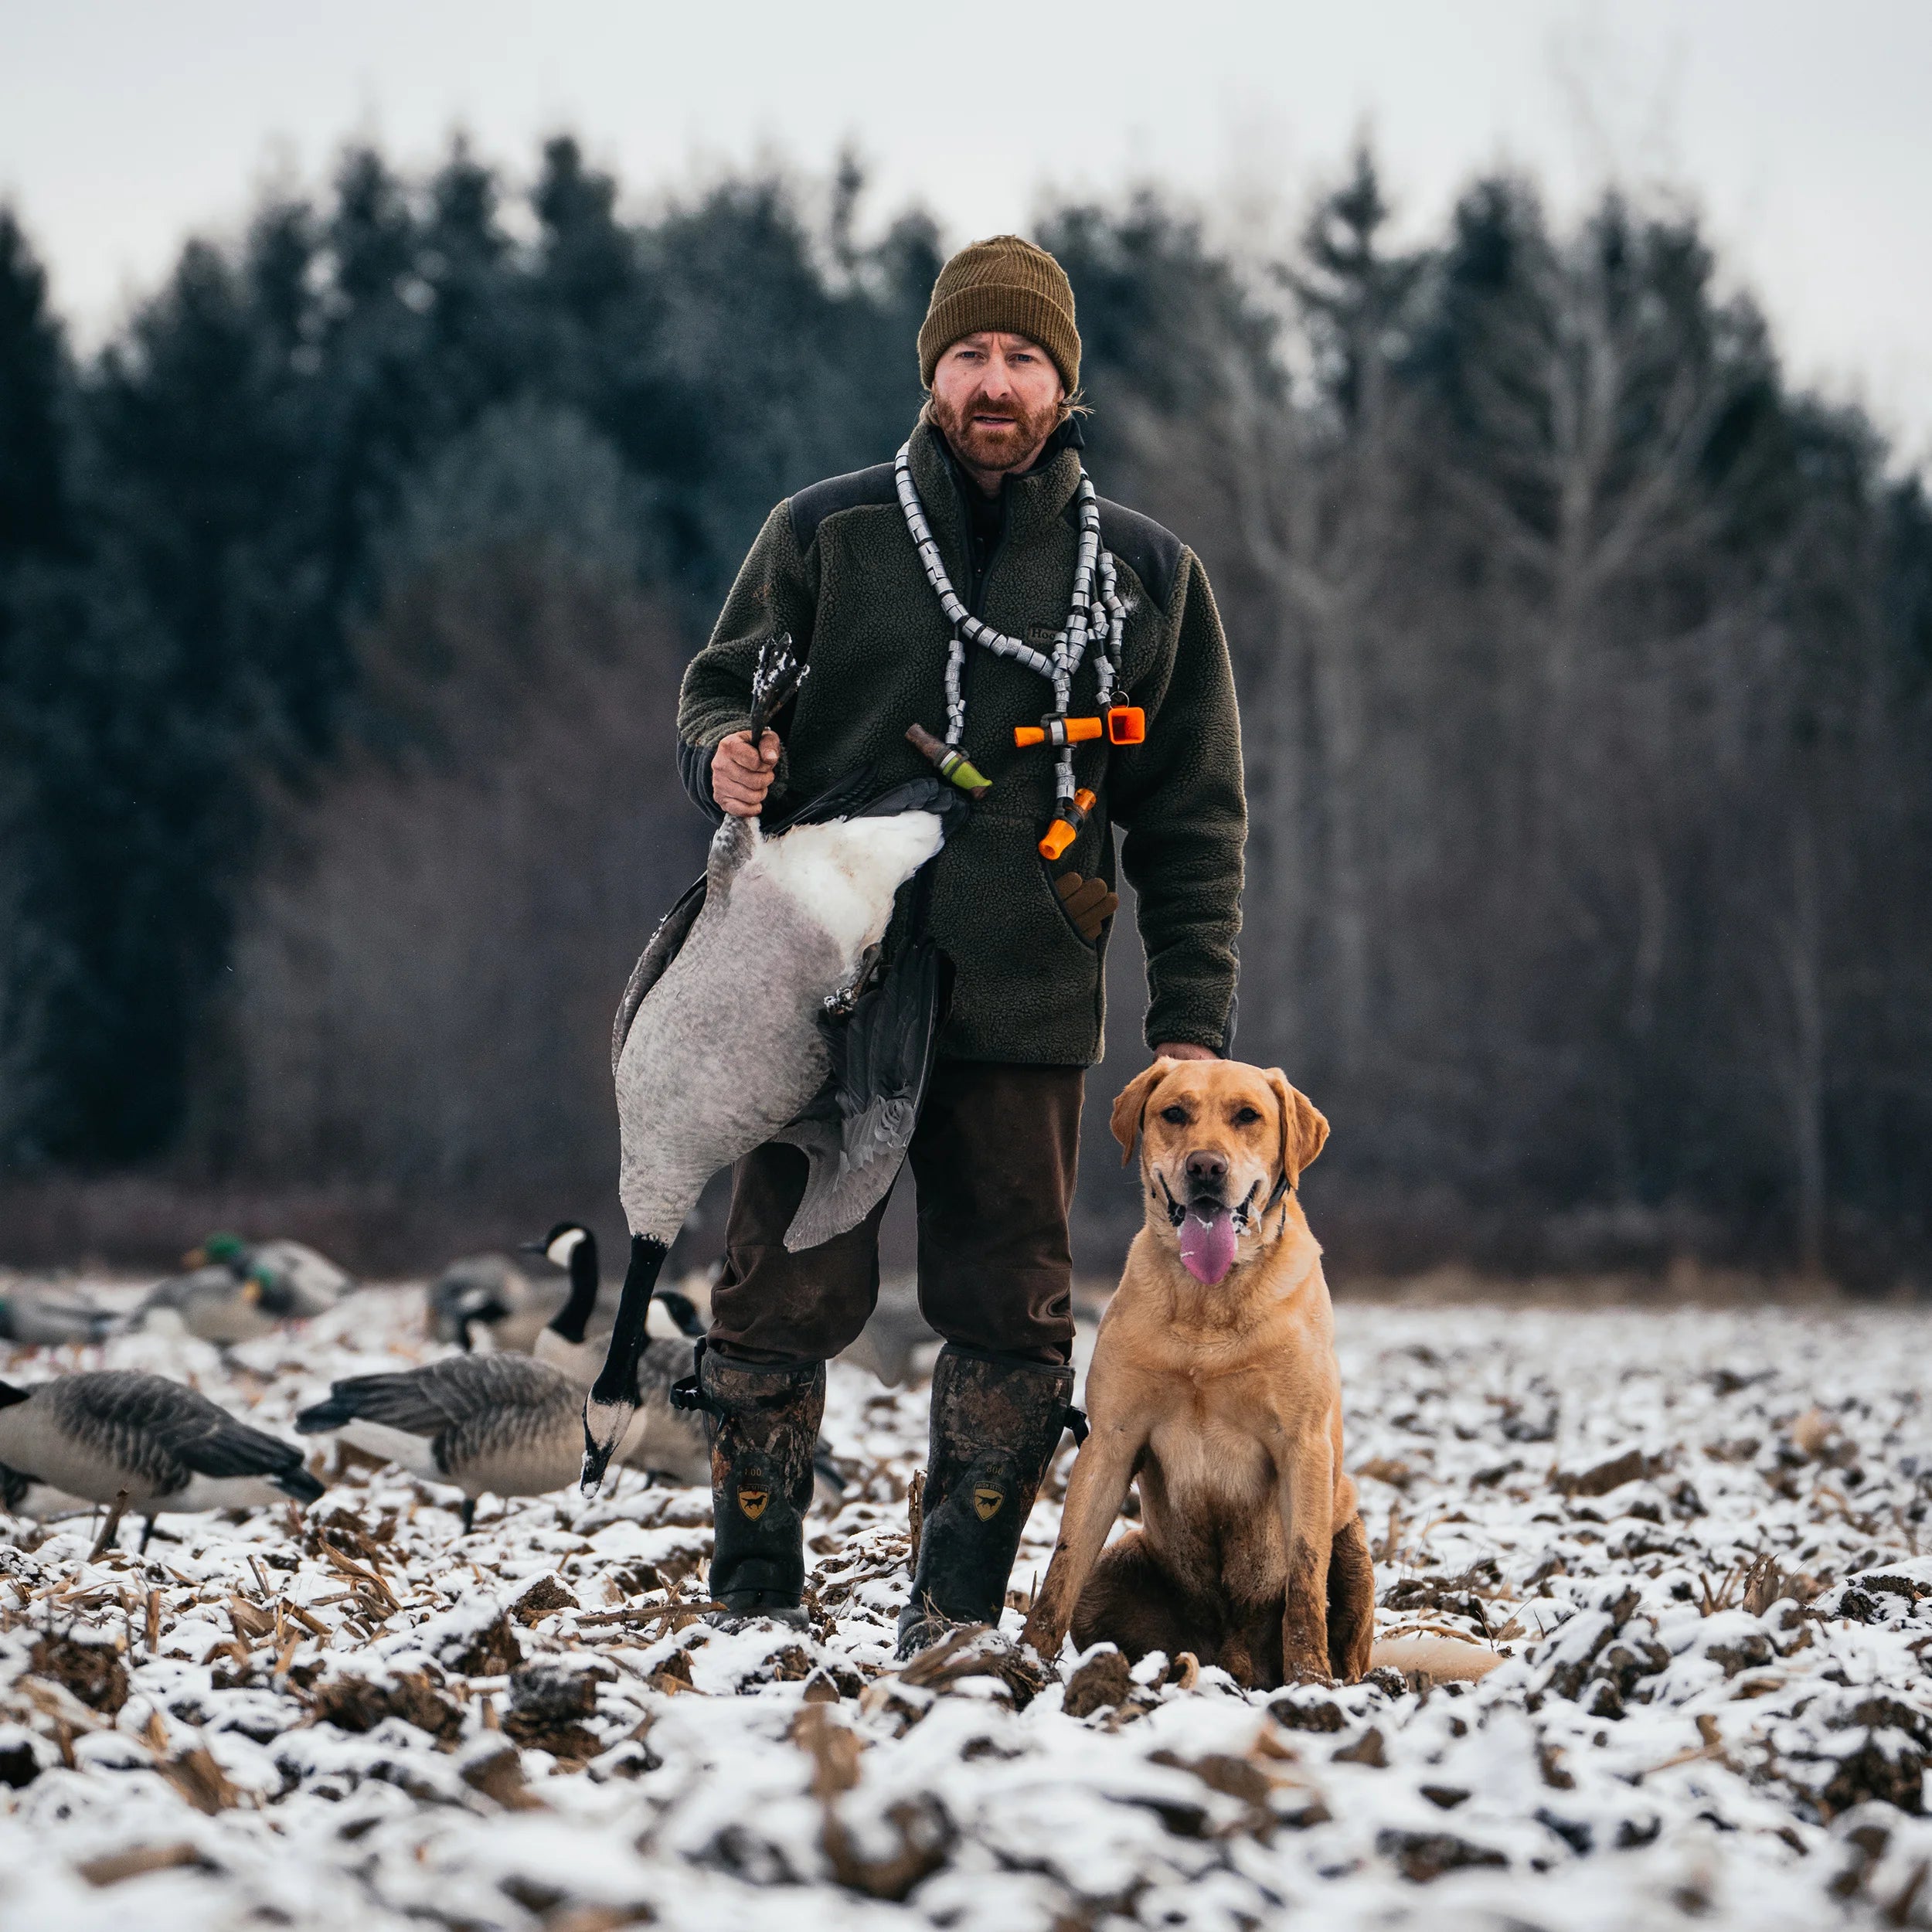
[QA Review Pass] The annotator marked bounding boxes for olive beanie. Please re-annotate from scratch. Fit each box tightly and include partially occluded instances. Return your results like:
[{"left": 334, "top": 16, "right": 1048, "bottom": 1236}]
[{"left": 917, "top": 235, "right": 1081, "bottom": 394}]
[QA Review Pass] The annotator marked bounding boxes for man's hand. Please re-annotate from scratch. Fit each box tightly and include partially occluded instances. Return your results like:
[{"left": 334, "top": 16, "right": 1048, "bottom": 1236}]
[
  {"left": 1153, "top": 1043, "right": 1219, "bottom": 1062},
  {"left": 712, "top": 728, "right": 780, "bottom": 818}
]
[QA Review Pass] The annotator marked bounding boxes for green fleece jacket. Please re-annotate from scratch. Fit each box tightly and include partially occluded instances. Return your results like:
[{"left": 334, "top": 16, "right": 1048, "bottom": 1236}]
[{"left": 677, "top": 418, "right": 1245, "bottom": 1066}]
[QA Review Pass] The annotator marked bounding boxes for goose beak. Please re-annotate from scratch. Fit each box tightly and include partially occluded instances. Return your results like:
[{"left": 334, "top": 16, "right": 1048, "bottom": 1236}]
[{"left": 580, "top": 1394, "right": 634, "bottom": 1498}]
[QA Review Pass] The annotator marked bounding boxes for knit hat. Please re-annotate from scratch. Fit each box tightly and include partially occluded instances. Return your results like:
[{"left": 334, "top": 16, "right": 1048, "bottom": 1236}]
[{"left": 918, "top": 235, "right": 1080, "bottom": 394}]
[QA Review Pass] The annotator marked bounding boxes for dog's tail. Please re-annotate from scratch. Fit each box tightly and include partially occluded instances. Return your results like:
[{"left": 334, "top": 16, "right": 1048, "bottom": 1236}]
[{"left": 1369, "top": 1634, "right": 1503, "bottom": 1684}]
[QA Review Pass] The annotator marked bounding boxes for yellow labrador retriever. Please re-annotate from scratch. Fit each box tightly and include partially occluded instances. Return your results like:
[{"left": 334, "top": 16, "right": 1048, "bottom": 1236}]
[{"left": 1022, "top": 1059, "right": 1383, "bottom": 1689}]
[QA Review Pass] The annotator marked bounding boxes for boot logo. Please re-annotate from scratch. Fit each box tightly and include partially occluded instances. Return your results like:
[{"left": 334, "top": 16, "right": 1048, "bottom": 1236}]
[
  {"left": 972, "top": 1486, "right": 1003, "bottom": 1522},
  {"left": 738, "top": 1488, "right": 770, "bottom": 1520}
]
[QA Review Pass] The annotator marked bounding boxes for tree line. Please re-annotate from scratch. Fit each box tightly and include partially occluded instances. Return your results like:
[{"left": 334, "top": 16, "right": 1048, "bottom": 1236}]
[{"left": 1, "top": 139, "right": 1927, "bottom": 1279}]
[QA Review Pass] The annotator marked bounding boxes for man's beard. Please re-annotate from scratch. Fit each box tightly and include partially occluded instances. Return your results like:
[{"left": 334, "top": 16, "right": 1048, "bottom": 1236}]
[{"left": 930, "top": 386, "right": 1062, "bottom": 476}]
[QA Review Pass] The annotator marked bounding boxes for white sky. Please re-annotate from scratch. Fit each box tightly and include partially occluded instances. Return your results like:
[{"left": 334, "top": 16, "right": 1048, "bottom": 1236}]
[{"left": 3, "top": 0, "right": 1928, "bottom": 465}]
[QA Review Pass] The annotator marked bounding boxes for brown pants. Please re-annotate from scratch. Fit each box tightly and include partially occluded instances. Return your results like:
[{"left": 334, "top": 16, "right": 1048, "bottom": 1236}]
[{"left": 709, "top": 1060, "right": 1083, "bottom": 1368}]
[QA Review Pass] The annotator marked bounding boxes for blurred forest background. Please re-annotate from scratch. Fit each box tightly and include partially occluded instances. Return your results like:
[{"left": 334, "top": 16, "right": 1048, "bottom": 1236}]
[{"left": 1, "top": 138, "right": 1928, "bottom": 1284}]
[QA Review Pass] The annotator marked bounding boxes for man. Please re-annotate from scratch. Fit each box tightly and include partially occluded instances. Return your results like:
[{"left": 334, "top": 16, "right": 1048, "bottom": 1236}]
[{"left": 675, "top": 234, "right": 1245, "bottom": 1652}]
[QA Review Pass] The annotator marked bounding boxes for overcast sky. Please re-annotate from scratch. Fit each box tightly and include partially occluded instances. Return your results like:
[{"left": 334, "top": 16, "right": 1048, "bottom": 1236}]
[{"left": 4, "top": 0, "right": 1928, "bottom": 463}]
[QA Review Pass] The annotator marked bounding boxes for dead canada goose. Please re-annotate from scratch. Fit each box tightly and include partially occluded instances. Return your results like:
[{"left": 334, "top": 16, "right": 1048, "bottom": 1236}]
[
  {"left": 0, "top": 1282, "right": 115, "bottom": 1349},
  {"left": 137, "top": 1233, "right": 349, "bottom": 1345},
  {"left": 0, "top": 1372, "right": 323, "bottom": 1549},
  {"left": 582, "top": 765, "right": 959, "bottom": 1492}
]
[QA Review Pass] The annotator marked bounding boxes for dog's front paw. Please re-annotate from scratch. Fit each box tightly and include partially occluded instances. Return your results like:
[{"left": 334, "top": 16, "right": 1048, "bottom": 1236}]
[
  {"left": 1282, "top": 1653, "right": 1336, "bottom": 1689},
  {"left": 1017, "top": 1638, "right": 1060, "bottom": 1683},
  {"left": 1019, "top": 1614, "right": 1062, "bottom": 1669}
]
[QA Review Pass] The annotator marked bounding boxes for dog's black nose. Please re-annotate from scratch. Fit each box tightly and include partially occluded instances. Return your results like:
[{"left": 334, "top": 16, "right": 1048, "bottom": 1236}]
[{"left": 1185, "top": 1151, "right": 1228, "bottom": 1190}]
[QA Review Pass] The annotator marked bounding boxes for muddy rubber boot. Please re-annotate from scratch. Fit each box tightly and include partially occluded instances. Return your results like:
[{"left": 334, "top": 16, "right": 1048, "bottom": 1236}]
[
  {"left": 682, "top": 1346, "right": 825, "bottom": 1630},
  {"left": 897, "top": 1345, "right": 1081, "bottom": 1658}
]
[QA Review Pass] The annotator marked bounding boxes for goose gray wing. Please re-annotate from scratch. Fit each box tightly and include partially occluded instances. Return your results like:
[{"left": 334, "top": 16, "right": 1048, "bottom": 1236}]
[
  {"left": 72, "top": 1372, "right": 309, "bottom": 1484},
  {"left": 296, "top": 1355, "right": 578, "bottom": 1483},
  {"left": 300, "top": 1354, "right": 571, "bottom": 1438},
  {"left": 779, "top": 937, "right": 951, "bottom": 1253},
  {"left": 42, "top": 1373, "right": 196, "bottom": 1492}
]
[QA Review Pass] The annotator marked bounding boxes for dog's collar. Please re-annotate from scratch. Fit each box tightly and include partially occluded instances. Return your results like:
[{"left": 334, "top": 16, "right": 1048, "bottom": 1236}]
[
  {"left": 1230, "top": 1179, "right": 1264, "bottom": 1233},
  {"left": 1158, "top": 1171, "right": 1288, "bottom": 1236},
  {"left": 1154, "top": 1172, "right": 1187, "bottom": 1230}
]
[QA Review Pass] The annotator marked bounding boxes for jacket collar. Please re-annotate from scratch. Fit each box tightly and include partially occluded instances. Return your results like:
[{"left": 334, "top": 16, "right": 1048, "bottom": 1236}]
[{"left": 908, "top": 416, "right": 1086, "bottom": 574}]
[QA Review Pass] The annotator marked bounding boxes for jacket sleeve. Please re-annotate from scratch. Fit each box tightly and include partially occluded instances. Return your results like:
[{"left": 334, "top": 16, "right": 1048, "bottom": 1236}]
[
  {"left": 675, "top": 500, "right": 819, "bottom": 817},
  {"left": 1108, "top": 549, "right": 1246, "bottom": 1054}
]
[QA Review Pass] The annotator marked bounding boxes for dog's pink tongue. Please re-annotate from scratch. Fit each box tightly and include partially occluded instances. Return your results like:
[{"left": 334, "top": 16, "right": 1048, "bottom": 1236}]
[{"left": 1179, "top": 1206, "right": 1237, "bottom": 1284}]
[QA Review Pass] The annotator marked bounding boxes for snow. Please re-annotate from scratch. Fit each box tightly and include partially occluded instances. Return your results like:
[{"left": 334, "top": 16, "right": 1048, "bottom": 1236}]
[{"left": 2, "top": 1283, "right": 1931, "bottom": 1928}]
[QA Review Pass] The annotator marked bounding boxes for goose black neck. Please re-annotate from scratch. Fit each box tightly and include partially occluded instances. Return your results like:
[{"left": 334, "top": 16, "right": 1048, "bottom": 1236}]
[
  {"left": 590, "top": 1235, "right": 668, "bottom": 1404},
  {"left": 547, "top": 1230, "right": 601, "bottom": 1346}
]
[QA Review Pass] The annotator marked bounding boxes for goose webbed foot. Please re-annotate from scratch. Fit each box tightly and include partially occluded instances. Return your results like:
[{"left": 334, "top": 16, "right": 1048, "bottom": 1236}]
[{"left": 460, "top": 1498, "right": 476, "bottom": 1535}]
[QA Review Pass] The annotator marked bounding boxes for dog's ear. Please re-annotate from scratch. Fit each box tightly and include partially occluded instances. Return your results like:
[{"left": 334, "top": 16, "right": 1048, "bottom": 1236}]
[
  {"left": 1264, "top": 1070, "right": 1329, "bottom": 1189},
  {"left": 1111, "top": 1059, "right": 1173, "bottom": 1167}
]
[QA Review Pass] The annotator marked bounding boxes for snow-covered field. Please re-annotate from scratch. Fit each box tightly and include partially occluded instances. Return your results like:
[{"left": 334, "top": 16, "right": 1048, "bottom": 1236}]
[{"left": 2, "top": 1281, "right": 1930, "bottom": 1930}]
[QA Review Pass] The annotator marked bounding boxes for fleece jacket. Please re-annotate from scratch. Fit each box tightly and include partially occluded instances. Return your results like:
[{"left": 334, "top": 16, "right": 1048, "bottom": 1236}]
[{"left": 676, "top": 417, "right": 1246, "bottom": 1068}]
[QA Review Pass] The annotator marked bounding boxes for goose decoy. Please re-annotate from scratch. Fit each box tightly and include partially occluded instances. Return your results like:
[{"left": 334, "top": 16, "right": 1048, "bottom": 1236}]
[
  {"left": 428, "top": 1226, "right": 702, "bottom": 1357},
  {"left": 523, "top": 1223, "right": 709, "bottom": 1379},
  {"left": 0, "top": 1282, "right": 115, "bottom": 1349},
  {"left": 297, "top": 1355, "right": 595, "bottom": 1532},
  {"left": 837, "top": 1278, "right": 942, "bottom": 1389},
  {"left": 581, "top": 742, "right": 961, "bottom": 1493},
  {"left": 0, "top": 1372, "right": 323, "bottom": 1549},
  {"left": 294, "top": 1342, "right": 709, "bottom": 1530},
  {"left": 524, "top": 1224, "right": 614, "bottom": 1380},
  {"left": 0, "top": 1460, "right": 91, "bottom": 1519},
  {"left": 298, "top": 1222, "right": 713, "bottom": 1525},
  {"left": 428, "top": 1248, "right": 582, "bottom": 1354}
]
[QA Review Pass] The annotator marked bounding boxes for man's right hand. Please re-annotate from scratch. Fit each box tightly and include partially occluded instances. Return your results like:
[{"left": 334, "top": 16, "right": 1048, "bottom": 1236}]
[{"left": 712, "top": 728, "right": 781, "bottom": 818}]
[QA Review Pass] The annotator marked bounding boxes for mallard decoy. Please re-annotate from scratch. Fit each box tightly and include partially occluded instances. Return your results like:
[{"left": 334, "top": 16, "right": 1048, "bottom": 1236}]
[
  {"left": 0, "top": 1282, "right": 115, "bottom": 1349},
  {"left": 137, "top": 1233, "right": 350, "bottom": 1345},
  {"left": 582, "top": 753, "right": 961, "bottom": 1493},
  {"left": 226, "top": 1236, "right": 351, "bottom": 1306},
  {"left": 0, "top": 1372, "right": 323, "bottom": 1549}
]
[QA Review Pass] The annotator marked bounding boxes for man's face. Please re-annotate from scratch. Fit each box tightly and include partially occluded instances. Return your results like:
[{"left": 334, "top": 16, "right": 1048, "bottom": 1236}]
[{"left": 929, "top": 331, "right": 1065, "bottom": 478}]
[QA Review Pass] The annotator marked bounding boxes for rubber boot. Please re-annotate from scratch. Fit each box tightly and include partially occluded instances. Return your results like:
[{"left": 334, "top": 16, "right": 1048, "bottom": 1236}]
[
  {"left": 686, "top": 1346, "right": 825, "bottom": 1629},
  {"left": 897, "top": 1345, "right": 1080, "bottom": 1658}
]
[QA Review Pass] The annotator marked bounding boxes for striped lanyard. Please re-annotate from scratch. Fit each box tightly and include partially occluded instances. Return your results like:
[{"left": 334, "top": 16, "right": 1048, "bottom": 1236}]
[{"left": 893, "top": 441, "right": 1125, "bottom": 806}]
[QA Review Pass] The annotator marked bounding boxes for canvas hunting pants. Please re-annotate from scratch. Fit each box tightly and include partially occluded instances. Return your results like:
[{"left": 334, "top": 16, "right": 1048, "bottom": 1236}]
[{"left": 708, "top": 1060, "right": 1083, "bottom": 1368}]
